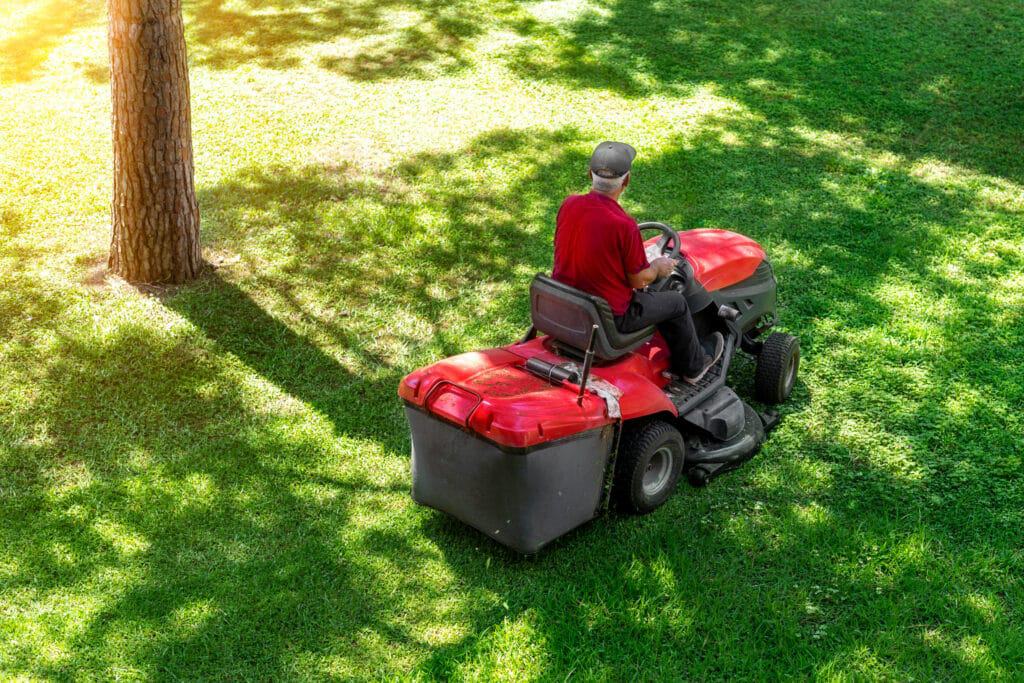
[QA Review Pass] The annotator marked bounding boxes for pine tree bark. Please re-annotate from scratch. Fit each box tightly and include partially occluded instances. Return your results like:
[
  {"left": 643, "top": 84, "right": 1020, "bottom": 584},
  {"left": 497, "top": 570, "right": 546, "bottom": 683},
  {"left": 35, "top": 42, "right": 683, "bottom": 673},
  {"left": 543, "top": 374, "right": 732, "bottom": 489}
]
[{"left": 107, "top": 0, "right": 201, "bottom": 284}]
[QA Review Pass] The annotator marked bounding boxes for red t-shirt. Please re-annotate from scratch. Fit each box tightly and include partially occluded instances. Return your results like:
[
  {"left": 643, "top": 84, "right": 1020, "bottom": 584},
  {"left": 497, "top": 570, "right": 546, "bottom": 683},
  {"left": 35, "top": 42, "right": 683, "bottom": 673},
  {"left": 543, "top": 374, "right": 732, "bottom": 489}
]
[{"left": 552, "top": 192, "right": 650, "bottom": 316}]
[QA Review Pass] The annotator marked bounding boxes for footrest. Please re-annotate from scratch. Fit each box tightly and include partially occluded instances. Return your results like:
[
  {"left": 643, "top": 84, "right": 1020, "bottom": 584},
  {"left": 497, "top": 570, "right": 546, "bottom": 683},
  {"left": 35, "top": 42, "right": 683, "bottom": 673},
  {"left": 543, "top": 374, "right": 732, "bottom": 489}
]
[
  {"left": 665, "top": 362, "right": 725, "bottom": 412},
  {"left": 664, "top": 335, "right": 734, "bottom": 414}
]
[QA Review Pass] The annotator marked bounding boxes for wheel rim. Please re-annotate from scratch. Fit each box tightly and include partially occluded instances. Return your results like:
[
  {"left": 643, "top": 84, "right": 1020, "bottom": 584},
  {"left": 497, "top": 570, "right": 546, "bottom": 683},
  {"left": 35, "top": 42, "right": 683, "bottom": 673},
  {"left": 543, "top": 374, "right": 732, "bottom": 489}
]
[
  {"left": 783, "top": 352, "right": 798, "bottom": 395},
  {"left": 642, "top": 446, "right": 673, "bottom": 496}
]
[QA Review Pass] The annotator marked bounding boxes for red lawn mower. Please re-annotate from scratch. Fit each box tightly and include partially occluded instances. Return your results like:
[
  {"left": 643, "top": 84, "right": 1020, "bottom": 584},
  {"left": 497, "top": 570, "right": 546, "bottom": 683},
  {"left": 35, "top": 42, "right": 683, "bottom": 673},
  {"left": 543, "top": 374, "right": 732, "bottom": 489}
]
[{"left": 399, "top": 223, "right": 800, "bottom": 553}]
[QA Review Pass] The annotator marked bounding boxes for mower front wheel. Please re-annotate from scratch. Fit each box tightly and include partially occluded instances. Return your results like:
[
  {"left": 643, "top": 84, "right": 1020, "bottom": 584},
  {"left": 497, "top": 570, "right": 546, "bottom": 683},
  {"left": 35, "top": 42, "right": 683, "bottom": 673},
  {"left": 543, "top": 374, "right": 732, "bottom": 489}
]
[
  {"left": 754, "top": 332, "right": 800, "bottom": 404},
  {"left": 614, "top": 420, "right": 685, "bottom": 514}
]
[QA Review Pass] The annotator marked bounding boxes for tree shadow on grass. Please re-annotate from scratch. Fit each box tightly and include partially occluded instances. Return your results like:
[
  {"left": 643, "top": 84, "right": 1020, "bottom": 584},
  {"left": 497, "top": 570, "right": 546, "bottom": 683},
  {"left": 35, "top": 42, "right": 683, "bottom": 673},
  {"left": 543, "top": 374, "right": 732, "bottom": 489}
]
[
  {"left": 168, "top": 128, "right": 587, "bottom": 447},
  {"left": 507, "top": 0, "right": 1024, "bottom": 184},
  {"left": 167, "top": 270, "right": 412, "bottom": 452},
  {"left": 187, "top": 0, "right": 487, "bottom": 80},
  {"left": 0, "top": 324, "right": 455, "bottom": 679}
]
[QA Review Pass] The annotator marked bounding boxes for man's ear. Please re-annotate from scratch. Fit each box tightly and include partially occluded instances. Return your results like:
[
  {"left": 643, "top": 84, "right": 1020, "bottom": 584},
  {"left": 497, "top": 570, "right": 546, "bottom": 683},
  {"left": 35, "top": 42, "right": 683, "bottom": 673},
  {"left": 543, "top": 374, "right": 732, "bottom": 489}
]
[{"left": 622, "top": 173, "right": 630, "bottom": 189}]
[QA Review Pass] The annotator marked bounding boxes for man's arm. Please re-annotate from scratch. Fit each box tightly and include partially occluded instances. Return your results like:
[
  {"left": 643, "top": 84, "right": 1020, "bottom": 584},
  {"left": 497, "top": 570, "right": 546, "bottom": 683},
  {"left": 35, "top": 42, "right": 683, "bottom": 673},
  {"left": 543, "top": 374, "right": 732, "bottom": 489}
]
[
  {"left": 628, "top": 257, "right": 677, "bottom": 289},
  {"left": 622, "top": 218, "right": 676, "bottom": 289}
]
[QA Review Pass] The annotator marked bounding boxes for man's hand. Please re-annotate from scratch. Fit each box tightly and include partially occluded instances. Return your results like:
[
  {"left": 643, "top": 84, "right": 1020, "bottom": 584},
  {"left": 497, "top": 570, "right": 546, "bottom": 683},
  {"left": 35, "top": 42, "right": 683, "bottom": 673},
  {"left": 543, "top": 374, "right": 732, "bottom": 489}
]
[
  {"left": 627, "top": 257, "right": 678, "bottom": 289},
  {"left": 652, "top": 256, "right": 678, "bottom": 278}
]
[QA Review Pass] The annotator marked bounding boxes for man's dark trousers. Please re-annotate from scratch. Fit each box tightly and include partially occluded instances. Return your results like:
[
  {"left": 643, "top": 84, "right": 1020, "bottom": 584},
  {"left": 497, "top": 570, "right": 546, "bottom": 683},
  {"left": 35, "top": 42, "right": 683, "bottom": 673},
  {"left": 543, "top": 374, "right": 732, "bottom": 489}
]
[{"left": 615, "top": 290, "right": 706, "bottom": 376}]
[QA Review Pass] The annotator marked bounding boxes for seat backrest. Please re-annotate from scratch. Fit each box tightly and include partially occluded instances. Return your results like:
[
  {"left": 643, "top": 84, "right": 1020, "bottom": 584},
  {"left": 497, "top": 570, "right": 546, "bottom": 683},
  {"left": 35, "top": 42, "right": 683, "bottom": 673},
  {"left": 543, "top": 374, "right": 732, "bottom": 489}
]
[{"left": 529, "top": 274, "right": 654, "bottom": 360}]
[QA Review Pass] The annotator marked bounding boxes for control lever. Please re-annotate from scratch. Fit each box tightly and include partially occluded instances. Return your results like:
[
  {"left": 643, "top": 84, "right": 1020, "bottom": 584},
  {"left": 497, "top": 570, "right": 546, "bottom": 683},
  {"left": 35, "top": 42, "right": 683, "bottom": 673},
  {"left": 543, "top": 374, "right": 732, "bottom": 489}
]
[{"left": 577, "top": 324, "right": 599, "bottom": 406}]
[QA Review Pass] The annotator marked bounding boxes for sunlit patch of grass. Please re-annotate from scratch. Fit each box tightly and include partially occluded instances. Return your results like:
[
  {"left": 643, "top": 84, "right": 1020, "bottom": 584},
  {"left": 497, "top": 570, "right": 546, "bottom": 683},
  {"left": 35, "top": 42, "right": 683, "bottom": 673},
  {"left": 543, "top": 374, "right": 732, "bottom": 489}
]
[
  {"left": 0, "top": 0, "right": 101, "bottom": 83},
  {"left": 449, "top": 610, "right": 551, "bottom": 682}
]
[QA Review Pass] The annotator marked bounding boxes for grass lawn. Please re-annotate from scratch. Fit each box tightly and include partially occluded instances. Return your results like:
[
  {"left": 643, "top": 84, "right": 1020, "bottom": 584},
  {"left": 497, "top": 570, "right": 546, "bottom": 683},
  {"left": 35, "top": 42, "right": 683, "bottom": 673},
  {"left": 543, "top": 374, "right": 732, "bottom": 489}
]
[{"left": 2, "top": 0, "right": 1023, "bottom": 678}]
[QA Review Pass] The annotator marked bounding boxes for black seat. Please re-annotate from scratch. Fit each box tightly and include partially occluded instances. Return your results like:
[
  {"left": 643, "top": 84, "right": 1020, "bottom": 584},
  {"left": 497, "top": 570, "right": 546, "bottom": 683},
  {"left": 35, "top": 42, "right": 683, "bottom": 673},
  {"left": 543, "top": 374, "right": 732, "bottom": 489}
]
[{"left": 529, "top": 274, "right": 655, "bottom": 361}]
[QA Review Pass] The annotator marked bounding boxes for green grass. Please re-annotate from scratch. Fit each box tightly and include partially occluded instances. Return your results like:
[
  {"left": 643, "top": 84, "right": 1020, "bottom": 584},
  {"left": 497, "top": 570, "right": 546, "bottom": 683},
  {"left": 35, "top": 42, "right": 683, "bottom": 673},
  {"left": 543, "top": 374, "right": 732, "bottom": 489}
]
[{"left": 2, "top": 0, "right": 1023, "bottom": 679}]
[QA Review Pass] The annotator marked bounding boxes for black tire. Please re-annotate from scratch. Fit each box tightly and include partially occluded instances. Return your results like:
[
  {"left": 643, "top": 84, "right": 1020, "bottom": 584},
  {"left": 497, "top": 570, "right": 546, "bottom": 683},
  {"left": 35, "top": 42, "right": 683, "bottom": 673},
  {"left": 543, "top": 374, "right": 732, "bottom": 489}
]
[
  {"left": 614, "top": 420, "right": 685, "bottom": 514},
  {"left": 754, "top": 332, "right": 800, "bottom": 404}
]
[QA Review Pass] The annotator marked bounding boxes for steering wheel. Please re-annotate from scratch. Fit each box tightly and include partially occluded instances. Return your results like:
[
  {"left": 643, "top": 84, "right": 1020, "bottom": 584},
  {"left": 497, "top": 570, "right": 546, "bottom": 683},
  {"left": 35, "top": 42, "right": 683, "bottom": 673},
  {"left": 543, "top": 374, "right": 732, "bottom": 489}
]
[
  {"left": 638, "top": 221, "right": 683, "bottom": 291},
  {"left": 638, "top": 221, "right": 681, "bottom": 260}
]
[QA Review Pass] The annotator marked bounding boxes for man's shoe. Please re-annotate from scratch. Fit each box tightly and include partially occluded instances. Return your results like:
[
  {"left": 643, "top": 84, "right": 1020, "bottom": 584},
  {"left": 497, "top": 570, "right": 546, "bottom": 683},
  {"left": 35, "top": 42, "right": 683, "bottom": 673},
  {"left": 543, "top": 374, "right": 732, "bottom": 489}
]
[{"left": 682, "top": 332, "right": 725, "bottom": 385}]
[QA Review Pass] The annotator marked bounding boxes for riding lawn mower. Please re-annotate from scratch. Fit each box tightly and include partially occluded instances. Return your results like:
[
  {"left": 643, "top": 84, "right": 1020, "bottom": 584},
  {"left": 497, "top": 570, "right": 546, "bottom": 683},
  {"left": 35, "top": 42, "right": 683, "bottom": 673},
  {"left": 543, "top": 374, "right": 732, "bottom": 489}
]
[{"left": 398, "top": 223, "right": 800, "bottom": 553}]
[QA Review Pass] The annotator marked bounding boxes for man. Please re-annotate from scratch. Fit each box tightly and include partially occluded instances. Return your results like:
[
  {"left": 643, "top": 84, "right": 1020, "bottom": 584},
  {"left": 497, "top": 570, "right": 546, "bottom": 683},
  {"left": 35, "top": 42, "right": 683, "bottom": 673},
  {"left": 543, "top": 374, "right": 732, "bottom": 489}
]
[{"left": 552, "top": 141, "right": 724, "bottom": 383}]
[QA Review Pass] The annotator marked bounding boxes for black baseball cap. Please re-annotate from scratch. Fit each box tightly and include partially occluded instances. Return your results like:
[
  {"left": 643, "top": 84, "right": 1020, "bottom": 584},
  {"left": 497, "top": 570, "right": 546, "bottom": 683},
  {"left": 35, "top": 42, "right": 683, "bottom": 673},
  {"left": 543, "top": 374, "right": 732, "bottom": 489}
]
[{"left": 589, "top": 141, "right": 636, "bottom": 178}]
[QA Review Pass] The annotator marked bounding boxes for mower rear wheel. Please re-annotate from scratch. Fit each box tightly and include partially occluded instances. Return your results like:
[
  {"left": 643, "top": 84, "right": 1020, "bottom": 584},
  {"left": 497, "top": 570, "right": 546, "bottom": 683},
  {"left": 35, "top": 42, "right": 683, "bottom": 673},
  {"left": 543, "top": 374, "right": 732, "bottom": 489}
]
[
  {"left": 614, "top": 420, "right": 685, "bottom": 514},
  {"left": 754, "top": 332, "right": 800, "bottom": 404}
]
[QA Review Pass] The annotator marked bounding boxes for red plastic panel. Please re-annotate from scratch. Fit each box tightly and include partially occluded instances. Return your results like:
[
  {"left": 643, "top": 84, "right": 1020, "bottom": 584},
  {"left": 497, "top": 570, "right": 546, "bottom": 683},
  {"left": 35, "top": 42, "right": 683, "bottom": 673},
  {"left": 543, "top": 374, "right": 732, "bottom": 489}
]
[
  {"left": 506, "top": 336, "right": 676, "bottom": 422},
  {"left": 425, "top": 383, "right": 481, "bottom": 427},
  {"left": 399, "top": 335, "right": 676, "bottom": 449},
  {"left": 399, "top": 347, "right": 610, "bottom": 448}
]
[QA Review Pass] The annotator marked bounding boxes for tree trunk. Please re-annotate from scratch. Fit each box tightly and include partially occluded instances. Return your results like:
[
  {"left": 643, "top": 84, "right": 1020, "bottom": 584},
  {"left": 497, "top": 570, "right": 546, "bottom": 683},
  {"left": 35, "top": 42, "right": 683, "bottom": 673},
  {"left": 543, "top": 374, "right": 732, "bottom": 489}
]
[{"left": 107, "top": 0, "right": 201, "bottom": 284}]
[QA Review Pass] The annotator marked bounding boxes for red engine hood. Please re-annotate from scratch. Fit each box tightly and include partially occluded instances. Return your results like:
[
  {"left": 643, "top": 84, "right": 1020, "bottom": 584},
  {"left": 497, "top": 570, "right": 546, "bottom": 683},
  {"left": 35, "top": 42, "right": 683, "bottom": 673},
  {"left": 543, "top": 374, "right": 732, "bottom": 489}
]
[{"left": 646, "top": 228, "right": 765, "bottom": 292}]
